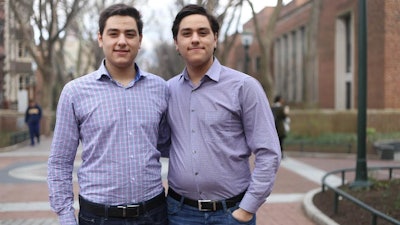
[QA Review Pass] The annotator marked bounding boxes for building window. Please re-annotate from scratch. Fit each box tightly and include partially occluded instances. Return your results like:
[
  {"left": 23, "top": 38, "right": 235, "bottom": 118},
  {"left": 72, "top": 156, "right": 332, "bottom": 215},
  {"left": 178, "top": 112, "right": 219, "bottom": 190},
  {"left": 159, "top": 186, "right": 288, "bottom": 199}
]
[
  {"left": 291, "top": 30, "right": 297, "bottom": 101},
  {"left": 335, "top": 12, "right": 354, "bottom": 110},
  {"left": 283, "top": 34, "right": 288, "bottom": 92},
  {"left": 343, "top": 14, "right": 352, "bottom": 73},
  {"left": 346, "top": 81, "right": 351, "bottom": 109},
  {"left": 19, "top": 74, "right": 30, "bottom": 90},
  {"left": 18, "top": 41, "right": 29, "bottom": 58}
]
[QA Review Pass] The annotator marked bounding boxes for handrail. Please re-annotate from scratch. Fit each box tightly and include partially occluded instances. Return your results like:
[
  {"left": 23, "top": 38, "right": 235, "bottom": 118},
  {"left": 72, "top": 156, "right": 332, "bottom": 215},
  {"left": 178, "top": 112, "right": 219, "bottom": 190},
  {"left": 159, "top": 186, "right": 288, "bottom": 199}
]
[{"left": 321, "top": 166, "right": 400, "bottom": 225}]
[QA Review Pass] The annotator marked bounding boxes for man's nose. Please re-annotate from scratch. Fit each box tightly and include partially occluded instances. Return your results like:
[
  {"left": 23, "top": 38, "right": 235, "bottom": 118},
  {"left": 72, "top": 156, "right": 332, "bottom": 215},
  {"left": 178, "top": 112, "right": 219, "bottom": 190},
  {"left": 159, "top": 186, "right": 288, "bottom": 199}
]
[{"left": 117, "top": 34, "right": 127, "bottom": 45}]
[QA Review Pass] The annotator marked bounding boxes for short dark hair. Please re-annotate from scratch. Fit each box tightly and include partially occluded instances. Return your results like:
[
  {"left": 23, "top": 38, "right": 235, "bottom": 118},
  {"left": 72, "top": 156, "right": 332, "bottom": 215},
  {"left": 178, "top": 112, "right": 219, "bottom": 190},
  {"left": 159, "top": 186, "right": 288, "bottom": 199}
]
[
  {"left": 274, "top": 95, "right": 282, "bottom": 103},
  {"left": 98, "top": 4, "right": 143, "bottom": 36},
  {"left": 171, "top": 4, "right": 220, "bottom": 40}
]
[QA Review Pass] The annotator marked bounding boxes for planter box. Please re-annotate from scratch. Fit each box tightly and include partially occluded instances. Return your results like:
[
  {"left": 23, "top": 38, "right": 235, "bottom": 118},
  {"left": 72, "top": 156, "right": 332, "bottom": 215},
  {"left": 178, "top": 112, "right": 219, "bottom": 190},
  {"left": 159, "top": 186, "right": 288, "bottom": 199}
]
[{"left": 374, "top": 141, "right": 400, "bottom": 161}]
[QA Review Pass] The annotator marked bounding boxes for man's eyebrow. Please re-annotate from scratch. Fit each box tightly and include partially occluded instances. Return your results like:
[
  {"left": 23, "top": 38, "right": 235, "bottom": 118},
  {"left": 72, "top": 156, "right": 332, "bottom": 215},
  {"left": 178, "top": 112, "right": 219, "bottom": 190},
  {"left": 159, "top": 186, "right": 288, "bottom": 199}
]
[
  {"left": 180, "top": 27, "right": 210, "bottom": 32},
  {"left": 180, "top": 27, "right": 192, "bottom": 32},
  {"left": 106, "top": 28, "right": 137, "bottom": 33}
]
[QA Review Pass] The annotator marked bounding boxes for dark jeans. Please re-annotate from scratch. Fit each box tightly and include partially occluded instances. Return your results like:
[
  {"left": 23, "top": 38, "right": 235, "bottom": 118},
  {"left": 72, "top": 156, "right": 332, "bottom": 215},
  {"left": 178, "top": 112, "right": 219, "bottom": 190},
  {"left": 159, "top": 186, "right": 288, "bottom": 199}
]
[
  {"left": 28, "top": 122, "right": 40, "bottom": 145},
  {"left": 167, "top": 196, "right": 256, "bottom": 225},
  {"left": 79, "top": 200, "right": 168, "bottom": 225}
]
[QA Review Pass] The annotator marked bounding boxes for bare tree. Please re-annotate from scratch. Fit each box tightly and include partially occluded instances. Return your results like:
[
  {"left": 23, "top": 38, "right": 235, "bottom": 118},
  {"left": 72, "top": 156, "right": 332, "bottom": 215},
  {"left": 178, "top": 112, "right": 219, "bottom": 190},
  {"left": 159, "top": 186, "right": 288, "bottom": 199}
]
[
  {"left": 246, "top": 0, "right": 283, "bottom": 100},
  {"left": 215, "top": 0, "right": 243, "bottom": 64},
  {"left": 9, "top": 0, "right": 87, "bottom": 112},
  {"left": 146, "top": 43, "right": 185, "bottom": 80},
  {"left": 154, "top": 0, "right": 244, "bottom": 75}
]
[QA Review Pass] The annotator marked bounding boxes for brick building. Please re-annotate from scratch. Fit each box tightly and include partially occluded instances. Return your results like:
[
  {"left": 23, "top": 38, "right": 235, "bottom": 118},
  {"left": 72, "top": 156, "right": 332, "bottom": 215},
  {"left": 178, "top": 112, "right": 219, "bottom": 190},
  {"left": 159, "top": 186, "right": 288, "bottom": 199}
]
[{"left": 227, "top": 0, "right": 400, "bottom": 110}]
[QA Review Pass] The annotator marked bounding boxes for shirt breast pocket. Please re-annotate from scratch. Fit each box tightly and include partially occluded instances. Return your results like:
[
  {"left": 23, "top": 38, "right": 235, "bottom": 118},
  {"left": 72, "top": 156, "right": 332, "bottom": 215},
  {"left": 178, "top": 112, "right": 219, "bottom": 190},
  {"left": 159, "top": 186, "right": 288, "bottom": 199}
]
[{"left": 203, "top": 111, "right": 237, "bottom": 142}]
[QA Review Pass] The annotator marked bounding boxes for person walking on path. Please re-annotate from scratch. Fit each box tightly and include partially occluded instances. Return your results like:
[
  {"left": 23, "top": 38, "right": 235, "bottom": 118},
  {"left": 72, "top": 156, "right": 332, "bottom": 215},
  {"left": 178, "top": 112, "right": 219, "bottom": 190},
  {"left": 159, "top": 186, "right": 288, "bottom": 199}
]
[
  {"left": 271, "top": 95, "right": 290, "bottom": 158},
  {"left": 25, "top": 99, "right": 42, "bottom": 146},
  {"left": 47, "top": 4, "right": 170, "bottom": 225},
  {"left": 166, "top": 4, "right": 281, "bottom": 224}
]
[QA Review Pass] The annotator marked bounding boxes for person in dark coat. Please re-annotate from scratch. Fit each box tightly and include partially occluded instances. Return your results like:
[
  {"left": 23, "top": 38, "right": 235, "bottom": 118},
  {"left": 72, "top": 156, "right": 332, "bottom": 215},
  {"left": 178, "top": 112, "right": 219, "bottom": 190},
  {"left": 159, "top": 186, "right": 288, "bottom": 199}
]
[
  {"left": 25, "top": 99, "right": 42, "bottom": 146},
  {"left": 271, "top": 95, "right": 290, "bottom": 158}
]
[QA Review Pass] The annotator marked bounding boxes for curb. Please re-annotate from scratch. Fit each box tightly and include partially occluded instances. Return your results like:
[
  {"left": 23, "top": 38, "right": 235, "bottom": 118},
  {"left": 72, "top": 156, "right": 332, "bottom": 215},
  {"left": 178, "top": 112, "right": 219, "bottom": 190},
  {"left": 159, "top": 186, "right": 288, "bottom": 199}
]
[{"left": 302, "top": 188, "right": 340, "bottom": 225}]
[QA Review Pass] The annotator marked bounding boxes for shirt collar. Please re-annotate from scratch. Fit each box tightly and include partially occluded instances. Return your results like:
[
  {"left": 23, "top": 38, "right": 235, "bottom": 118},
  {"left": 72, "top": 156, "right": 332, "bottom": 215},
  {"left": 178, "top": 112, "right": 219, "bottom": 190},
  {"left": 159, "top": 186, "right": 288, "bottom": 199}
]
[
  {"left": 179, "top": 57, "right": 222, "bottom": 82},
  {"left": 96, "top": 59, "right": 146, "bottom": 81}
]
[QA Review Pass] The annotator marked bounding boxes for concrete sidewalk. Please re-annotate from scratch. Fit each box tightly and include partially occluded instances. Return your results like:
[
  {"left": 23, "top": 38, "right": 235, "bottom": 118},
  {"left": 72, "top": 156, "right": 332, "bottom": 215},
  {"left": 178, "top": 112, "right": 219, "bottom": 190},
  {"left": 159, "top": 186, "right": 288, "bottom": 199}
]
[{"left": 1, "top": 136, "right": 399, "bottom": 225}]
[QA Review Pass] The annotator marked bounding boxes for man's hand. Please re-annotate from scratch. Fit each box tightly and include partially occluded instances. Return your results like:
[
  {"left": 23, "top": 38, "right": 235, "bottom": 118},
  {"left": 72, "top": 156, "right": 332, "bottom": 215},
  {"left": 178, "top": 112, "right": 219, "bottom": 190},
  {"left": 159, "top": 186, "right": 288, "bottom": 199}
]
[{"left": 232, "top": 208, "right": 254, "bottom": 222}]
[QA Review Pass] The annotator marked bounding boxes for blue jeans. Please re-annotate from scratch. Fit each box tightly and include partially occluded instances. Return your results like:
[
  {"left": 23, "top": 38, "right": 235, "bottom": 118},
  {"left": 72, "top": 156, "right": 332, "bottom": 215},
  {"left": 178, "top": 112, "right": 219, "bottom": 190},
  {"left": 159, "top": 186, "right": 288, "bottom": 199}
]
[
  {"left": 79, "top": 200, "right": 168, "bottom": 225},
  {"left": 167, "top": 196, "right": 256, "bottom": 225}
]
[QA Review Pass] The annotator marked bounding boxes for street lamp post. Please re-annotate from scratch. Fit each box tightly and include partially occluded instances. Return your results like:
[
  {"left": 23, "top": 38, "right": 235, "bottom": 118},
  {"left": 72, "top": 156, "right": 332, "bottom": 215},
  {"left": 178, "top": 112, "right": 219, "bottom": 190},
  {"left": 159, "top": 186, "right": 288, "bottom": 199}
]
[
  {"left": 351, "top": 0, "right": 371, "bottom": 189},
  {"left": 241, "top": 31, "right": 253, "bottom": 74}
]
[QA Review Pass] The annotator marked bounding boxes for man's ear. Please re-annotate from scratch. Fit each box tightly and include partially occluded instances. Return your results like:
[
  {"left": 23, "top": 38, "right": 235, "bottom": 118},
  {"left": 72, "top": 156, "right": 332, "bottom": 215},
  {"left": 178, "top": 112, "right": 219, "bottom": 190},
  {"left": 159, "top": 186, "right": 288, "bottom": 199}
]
[
  {"left": 97, "top": 32, "right": 103, "bottom": 47},
  {"left": 174, "top": 39, "right": 179, "bottom": 52},
  {"left": 214, "top": 33, "right": 218, "bottom": 49}
]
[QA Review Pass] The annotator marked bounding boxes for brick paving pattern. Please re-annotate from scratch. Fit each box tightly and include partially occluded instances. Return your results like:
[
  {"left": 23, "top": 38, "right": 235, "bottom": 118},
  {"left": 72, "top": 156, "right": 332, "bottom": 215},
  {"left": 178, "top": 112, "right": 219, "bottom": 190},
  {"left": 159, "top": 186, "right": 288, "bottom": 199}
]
[{"left": 1, "top": 136, "right": 399, "bottom": 225}]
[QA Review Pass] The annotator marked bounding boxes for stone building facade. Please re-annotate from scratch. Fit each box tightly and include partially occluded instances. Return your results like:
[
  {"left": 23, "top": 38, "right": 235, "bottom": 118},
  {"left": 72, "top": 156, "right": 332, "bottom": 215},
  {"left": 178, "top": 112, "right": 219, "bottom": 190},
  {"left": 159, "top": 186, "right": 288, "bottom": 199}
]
[{"left": 0, "top": 0, "right": 35, "bottom": 111}]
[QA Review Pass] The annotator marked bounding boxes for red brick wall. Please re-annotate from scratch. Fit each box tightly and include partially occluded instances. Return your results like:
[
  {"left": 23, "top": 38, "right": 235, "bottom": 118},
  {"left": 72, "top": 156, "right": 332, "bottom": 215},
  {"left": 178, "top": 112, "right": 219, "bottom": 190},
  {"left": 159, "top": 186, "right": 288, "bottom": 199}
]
[
  {"left": 382, "top": 0, "right": 400, "bottom": 108},
  {"left": 366, "top": 0, "right": 386, "bottom": 108}
]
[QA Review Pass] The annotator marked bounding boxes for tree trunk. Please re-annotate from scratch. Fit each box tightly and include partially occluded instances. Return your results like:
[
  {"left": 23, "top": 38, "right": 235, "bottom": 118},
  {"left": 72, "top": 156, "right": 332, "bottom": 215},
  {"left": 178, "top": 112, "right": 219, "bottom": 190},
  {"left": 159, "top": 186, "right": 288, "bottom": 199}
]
[{"left": 248, "top": 0, "right": 283, "bottom": 101}]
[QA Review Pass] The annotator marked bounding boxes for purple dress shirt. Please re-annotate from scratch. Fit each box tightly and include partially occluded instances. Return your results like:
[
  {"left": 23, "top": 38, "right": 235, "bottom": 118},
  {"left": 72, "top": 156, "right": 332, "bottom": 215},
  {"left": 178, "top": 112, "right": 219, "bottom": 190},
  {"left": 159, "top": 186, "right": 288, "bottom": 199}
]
[
  {"left": 48, "top": 61, "right": 169, "bottom": 225},
  {"left": 167, "top": 58, "right": 281, "bottom": 214}
]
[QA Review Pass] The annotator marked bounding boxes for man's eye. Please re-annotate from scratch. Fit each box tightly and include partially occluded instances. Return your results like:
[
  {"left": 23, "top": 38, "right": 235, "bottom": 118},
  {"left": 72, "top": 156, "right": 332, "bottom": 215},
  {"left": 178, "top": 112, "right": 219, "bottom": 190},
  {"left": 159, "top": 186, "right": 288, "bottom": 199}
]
[
  {"left": 199, "top": 29, "right": 209, "bottom": 36},
  {"left": 126, "top": 33, "right": 136, "bottom": 38}
]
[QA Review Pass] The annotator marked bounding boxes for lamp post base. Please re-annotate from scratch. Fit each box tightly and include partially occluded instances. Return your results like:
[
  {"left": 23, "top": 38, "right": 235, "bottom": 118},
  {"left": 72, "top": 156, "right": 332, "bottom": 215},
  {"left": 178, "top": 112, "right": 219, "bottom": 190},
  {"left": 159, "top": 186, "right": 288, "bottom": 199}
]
[{"left": 349, "top": 180, "right": 372, "bottom": 190}]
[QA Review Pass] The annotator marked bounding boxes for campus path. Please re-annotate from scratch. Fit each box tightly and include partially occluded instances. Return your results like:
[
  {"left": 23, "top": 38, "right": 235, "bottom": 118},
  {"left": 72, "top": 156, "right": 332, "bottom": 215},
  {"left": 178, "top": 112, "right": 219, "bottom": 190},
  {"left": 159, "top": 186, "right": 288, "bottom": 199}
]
[{"left": 1, "top": 136, "right": 399, "bottom": 225}]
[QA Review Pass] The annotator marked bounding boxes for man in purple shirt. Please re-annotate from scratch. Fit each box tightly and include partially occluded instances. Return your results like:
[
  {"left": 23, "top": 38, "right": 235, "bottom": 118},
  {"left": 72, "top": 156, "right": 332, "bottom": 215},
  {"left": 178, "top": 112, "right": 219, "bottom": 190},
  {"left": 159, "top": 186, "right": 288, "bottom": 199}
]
[
  {"left": 166, "top": 4, "right": 281, "bottom": 225},
  {"left": 47, "top": 4, "right": 169, "bottom": 225}
]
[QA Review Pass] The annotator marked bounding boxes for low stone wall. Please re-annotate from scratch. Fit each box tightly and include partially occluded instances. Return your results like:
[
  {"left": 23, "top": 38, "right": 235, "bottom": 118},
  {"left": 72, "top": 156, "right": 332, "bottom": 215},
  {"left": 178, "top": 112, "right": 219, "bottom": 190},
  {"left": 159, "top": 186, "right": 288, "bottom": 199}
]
[
  {"left": 1, "top": 109, "right": 399, "bottom": 146},
  {"left": 289, "top": 109, "right": 400, "bottom": 136},
  {"left": 0, "top": 110, "right": 54, "bottom": 135}
]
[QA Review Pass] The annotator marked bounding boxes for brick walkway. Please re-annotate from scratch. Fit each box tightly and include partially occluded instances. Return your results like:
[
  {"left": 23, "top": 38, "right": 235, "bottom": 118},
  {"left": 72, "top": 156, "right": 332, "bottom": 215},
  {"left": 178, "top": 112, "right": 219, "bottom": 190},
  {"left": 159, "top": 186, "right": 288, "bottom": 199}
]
[{"left": 1, "top": 136, "right": 399, "bottom": 225}]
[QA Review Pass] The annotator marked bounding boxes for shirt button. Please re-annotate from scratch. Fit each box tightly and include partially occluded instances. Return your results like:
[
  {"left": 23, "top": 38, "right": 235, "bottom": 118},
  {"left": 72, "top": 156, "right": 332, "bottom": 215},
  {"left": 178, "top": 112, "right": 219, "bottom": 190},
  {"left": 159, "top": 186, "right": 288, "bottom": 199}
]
[{"left": 195, "top": 172, "right": 198, "bottom": 175}]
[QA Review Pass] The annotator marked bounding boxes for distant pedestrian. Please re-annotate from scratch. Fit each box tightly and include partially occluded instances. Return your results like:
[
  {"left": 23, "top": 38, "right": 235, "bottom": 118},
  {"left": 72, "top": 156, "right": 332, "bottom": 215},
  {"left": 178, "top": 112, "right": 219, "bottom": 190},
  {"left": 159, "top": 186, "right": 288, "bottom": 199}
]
[
  {"left": 25, "top": 99, "right": 42, "bottom": 146},
  {"left": 271, "top": 95, "right": 290, "bottom": 158}
]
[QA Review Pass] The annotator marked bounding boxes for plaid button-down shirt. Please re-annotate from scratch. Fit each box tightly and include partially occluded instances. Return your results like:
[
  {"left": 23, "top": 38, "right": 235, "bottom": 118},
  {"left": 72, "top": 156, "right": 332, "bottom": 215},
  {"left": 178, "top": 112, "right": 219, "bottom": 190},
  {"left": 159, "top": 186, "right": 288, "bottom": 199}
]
[{"left": 48, "top": 61, "right": 169, "bottom": 225}]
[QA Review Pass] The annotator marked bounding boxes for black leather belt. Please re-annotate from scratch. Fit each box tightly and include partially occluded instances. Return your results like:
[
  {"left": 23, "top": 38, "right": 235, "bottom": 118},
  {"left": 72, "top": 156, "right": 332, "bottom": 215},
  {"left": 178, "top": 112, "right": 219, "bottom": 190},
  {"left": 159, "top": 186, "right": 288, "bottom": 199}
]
[
  {"left": 79, "top": 191, "right": 165, "bottom": 218},
  {"left": 168, "top": 188, "right": 245, "bottom": 211}
]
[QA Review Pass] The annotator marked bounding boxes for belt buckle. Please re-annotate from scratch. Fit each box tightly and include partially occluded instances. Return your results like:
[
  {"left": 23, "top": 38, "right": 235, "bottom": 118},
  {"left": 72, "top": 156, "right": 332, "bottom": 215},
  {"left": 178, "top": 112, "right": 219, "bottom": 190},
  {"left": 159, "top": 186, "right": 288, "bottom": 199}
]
[
  {"left": 117, "top": 204, "right": 139, "bottom": 217},
  {"left": 198, "top": 200, "right": 216, "bottom": 211}
]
